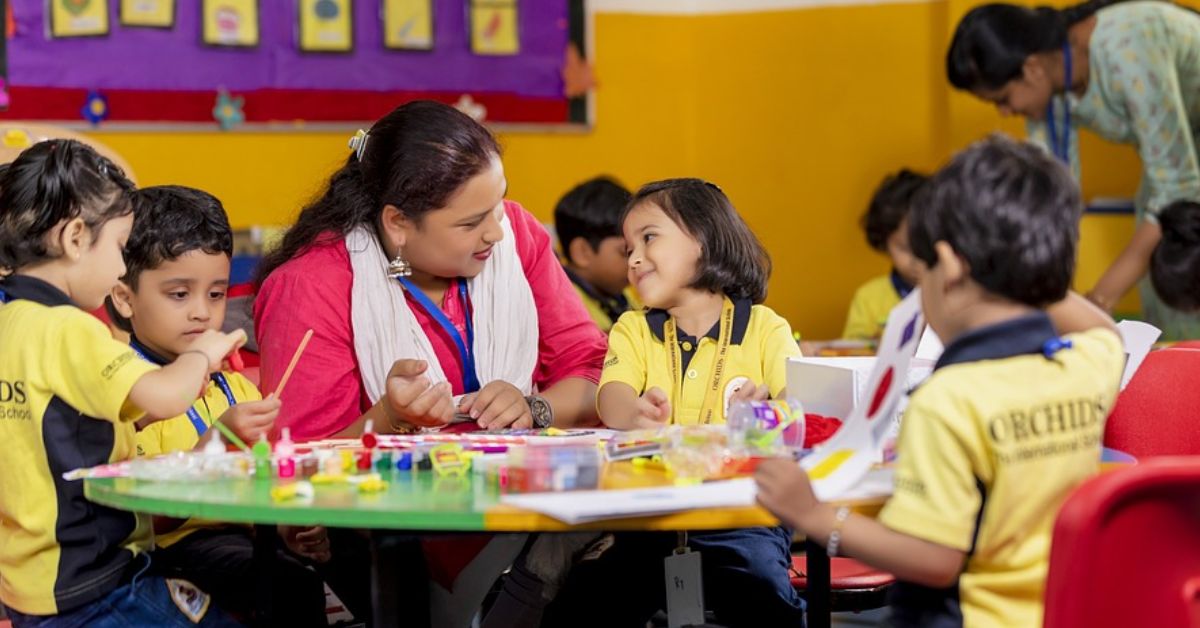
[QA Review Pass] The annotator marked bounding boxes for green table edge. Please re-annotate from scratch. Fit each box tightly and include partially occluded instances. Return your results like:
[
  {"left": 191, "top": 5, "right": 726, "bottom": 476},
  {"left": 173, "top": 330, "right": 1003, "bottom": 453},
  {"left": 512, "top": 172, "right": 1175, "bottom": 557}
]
[{"left": 85, "top": 477, "right": 490, "bottom": 531}]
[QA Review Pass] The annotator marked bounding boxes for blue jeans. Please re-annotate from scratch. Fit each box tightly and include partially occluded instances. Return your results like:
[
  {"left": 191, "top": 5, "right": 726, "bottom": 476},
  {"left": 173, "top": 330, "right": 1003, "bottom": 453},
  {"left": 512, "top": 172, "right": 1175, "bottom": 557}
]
[
  {"left": 544, "top": 526, "right": 806, "bottom": 628},
  {"left": 5, "top": 554, "right": 241, "bottom": 628}
]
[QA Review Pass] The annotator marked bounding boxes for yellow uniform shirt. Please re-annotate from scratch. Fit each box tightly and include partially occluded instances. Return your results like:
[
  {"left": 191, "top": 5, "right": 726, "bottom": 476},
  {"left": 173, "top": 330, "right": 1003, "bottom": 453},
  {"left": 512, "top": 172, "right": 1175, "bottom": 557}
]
[
  {"left": 878, "top": 314, "right": 1124, "bottom": 628},
  {"left": 842, "top": 270, "right": 911, "bottom": 340},
  {"left": 0, "top": 276, "right": 158, "bottom": 615},
  {"left": 133, "top": 340, "right": 261, "bottom": 547},
  {"left": 600, "top": 298, "right": 801, "bottom": 425},
  {"left": 564, "top": 266, "right": 641, "bottom": 333}
]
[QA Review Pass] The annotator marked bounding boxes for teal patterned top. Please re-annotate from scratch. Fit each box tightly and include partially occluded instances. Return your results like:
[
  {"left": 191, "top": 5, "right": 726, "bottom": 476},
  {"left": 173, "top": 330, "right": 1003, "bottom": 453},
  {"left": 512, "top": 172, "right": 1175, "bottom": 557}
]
[{"left": 1029, "top": 1, "right": 1200, "bottom": 219}]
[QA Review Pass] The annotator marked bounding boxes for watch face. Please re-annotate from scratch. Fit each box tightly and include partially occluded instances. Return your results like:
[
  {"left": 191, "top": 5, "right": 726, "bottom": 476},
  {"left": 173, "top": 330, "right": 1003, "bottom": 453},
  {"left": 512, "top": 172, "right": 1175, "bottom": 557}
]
[{"left": 530, "top": 397, "right": 552, "bottom": 427}]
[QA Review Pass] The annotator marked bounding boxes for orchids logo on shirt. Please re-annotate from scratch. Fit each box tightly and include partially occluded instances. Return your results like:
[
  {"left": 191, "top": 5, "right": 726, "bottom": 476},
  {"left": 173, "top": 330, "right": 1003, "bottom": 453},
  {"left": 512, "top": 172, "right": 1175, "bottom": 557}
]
[
  {"left": 986, "top": 394, "right": 1109, "bottom": 463},
  {"left": 101, "top": 352, "right": 136, "bottom": 380},
  {"left": 0, "top": 379, "right": 29, "bottom": 420},
  {"left": 0, "top": 379, "right": 26, "bottom": 403}
]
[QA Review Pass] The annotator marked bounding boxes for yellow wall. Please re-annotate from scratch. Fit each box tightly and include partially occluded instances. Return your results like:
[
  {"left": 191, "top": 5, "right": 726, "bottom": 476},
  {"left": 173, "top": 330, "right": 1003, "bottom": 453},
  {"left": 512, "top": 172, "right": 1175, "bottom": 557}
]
[
  {"left": 688, "top": 2, "right": 950, "bottom": 337},
  {"left": 90, "top": 1, "right": 1150, "bottom": 338}
]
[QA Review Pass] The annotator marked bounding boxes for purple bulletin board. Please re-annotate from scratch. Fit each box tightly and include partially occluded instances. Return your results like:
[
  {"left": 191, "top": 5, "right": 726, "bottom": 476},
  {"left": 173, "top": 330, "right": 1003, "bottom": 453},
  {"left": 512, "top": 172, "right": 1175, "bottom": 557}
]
[{"left": 0, "top": 0, "right": 586, "bottom": 127}]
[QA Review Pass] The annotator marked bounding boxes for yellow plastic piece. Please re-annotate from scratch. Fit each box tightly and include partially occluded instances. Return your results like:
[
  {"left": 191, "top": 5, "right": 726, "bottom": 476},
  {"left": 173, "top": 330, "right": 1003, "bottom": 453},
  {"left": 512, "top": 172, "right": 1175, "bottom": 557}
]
[
  {"left": 311, "top": 472, "right": 347, "bottom": 485},
  {"left": 269, "top": 481, "right": 313, "bottom": 502},
  {"left": 430, "top": 444, "right": 470, "bottom": 478},
  {"left": 357, "top": 478, "right": 389, "bottom": 493}
]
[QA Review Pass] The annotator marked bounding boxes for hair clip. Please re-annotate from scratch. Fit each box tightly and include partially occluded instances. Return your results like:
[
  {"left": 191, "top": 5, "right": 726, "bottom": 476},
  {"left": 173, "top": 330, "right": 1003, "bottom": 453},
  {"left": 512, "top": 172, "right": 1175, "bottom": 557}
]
[
  {"left": 704, "top": 181, "right": 724, "bottom": 194},
  {"left": 1042, "top": 337, "right": 1073, "bottom": 359},
  {"left": 348, "top": 129, "right": 369, "bottom": 161}
]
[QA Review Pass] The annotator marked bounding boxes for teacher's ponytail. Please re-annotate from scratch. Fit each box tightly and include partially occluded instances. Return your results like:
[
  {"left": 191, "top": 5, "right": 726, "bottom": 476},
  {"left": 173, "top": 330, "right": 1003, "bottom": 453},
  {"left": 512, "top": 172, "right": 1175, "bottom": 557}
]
[
  {"left": 255, "top": 100, "right": 500, "bottom": 287},
  {"left": 947, "top": 0, "right": 1124, "bottom": 91}
]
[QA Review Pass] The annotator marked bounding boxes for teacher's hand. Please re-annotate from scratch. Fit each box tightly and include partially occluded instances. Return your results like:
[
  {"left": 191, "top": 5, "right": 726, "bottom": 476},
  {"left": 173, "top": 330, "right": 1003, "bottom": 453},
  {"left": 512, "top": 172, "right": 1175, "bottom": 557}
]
[
  {"left": 458, "top": 381, "right": 533, "bottom": 430},
  {"left": 384, "top": 359, "right": 454, "bottom": 428},
  {"left": 1084, "top": 290, "right": 1113, "bottom": 313}
]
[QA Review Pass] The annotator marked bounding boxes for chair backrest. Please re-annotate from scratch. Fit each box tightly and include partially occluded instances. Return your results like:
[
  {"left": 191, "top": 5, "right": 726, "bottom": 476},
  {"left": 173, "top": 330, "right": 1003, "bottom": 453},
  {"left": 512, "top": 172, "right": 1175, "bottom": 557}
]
[
  {"left": 1044, "top": 458, "right": 1200, "bottom": 628},
  {"left": 1104, "top": 348, "right": 1200, "bottom": 457}
]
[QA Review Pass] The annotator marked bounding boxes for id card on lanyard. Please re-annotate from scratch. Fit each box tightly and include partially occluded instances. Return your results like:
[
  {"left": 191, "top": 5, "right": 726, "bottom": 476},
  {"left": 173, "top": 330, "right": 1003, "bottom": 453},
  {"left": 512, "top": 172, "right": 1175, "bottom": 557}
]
[
  {"left": 1045, "top": 42, "right": 1073, "bottom": 164},
  {"left": 664, "top": 298, "right": 735, "bottom": 425},
  {"left": 130, "top": 344, "right": 237, "bottom": 437},
  {"left": 397, "top": 277, "right": 482, "bottom": 394}
]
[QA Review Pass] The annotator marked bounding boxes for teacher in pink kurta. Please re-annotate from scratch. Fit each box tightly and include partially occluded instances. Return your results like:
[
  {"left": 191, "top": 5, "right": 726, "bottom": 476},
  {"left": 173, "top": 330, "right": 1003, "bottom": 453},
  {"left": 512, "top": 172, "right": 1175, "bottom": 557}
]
[{"left": 252, "top": 101, "right": 606, "bottom": 627}]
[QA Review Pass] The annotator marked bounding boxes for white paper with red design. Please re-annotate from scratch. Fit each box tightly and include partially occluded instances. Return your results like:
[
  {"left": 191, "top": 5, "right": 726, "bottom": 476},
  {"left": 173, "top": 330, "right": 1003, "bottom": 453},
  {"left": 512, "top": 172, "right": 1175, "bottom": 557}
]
[{"left": 801, "top": 289, "right": 925, "bottom": 500}]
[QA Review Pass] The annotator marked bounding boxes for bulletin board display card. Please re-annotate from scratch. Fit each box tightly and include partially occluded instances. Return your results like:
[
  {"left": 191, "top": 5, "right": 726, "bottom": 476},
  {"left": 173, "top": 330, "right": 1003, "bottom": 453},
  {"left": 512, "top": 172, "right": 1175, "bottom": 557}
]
[{"left": 0, "top": 0, "right": 589, "bottom": 128}]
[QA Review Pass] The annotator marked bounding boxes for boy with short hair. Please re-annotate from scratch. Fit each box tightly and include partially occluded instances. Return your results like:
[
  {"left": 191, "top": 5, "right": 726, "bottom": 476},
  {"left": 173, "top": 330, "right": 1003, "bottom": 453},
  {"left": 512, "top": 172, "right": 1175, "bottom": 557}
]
[
  {"left": 843, "top": 169, "right": 927, "bottom": 340},
  {"left": 554, "top": 176, "right": 639, "bottom": 331},
  {"left": 757, "top": 136, "right": 1125, "bottom": 627},
  {"left": 108, "top": 185, "right": 328, "bottom": 627}
]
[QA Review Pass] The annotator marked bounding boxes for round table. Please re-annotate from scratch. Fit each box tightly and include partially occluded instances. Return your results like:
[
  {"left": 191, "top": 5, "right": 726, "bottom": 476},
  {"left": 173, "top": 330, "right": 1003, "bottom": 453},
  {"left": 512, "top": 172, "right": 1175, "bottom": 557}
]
[{"left": 85, "top": 463, "right": 889, "bottom": 628}]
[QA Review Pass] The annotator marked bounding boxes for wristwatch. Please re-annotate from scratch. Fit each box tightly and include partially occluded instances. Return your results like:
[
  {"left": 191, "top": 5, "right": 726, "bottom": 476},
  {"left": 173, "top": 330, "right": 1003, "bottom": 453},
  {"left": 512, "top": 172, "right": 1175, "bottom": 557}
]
[{"left": 526, "top": 395, "right": 554, "bottom": 428}]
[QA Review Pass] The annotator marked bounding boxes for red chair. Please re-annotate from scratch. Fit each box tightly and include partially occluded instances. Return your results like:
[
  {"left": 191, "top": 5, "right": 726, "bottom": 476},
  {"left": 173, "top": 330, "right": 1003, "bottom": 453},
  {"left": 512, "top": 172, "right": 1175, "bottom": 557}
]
[
  {"left": 1104, "top": 348, "right": 1200, "bottom": 457},
  {"left": 791, "top": 555, "right": 895, "bottom": 612},
  {"left": 1044, "top": 458, "right": 1200, "bottom": 628}
]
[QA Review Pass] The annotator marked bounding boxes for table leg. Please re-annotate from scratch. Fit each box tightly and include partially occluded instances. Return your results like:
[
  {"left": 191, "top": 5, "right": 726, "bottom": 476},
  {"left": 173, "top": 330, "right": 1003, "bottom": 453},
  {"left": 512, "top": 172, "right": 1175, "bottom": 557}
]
[
  {"left": 253, "top": 524, "right": 275, "bottom": 624},
  {"left": 805, "top": 538, "right": 832, "bottom": 628},
  {"left": 370, "top": 532, "right": 431, "bottom": 628}
]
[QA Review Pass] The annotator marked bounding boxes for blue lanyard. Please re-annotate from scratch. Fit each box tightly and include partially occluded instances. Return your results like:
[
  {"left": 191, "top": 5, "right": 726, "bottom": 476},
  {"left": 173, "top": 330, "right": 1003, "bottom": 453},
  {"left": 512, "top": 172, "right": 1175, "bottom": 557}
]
[
  {"left": 397, "top": 277, "right": 480, "bottom": 394},
  {"left": 129, "top": 342, "right": 236, "bottom": 437},
  {"left": 889, "top": 268, "right": 913, "bottom": 299},
  {"left": 1045, "top": 42, "right": 1073, "bottom": 164}
]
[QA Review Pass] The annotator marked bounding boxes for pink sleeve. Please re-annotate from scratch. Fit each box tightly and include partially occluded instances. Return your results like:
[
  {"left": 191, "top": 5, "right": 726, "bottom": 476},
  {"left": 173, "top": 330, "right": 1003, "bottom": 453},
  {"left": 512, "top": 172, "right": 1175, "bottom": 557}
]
[
  {"left": 506, "top": 201, "right": 607, "bottom": 390},
  {"left": 254, "top": 241, "right": 367, "bottom": 440}
]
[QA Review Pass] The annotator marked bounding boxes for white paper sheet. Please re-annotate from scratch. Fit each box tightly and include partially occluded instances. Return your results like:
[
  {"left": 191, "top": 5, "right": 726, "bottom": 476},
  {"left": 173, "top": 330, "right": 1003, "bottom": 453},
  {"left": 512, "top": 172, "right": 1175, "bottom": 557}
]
[
  {"left": 1115, "top": 320, "right": 1161, "bottom": 390},
  {"left": 500, "top": 478, "right": 757, "bottom": 524}
]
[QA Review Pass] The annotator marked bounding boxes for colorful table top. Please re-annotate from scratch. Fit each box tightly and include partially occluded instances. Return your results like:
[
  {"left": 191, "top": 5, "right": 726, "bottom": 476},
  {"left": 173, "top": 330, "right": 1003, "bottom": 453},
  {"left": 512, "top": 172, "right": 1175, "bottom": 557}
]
[{"left": 84, "top": 461, "right": 891, "bottom": 532}]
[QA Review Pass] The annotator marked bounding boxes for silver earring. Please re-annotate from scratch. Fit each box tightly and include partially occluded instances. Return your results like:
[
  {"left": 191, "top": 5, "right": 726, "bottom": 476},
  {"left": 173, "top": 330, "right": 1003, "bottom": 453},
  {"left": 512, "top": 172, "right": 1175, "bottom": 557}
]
[{"left": 387, "top": 251, "right": 412, "bottom": 279}]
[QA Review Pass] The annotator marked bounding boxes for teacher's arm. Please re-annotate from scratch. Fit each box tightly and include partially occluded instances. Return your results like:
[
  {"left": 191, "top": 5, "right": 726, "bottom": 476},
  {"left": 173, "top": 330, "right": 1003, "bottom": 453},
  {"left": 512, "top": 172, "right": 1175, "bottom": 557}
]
[
  {"left": 1088, "top": 36, "right": 1200, "bottom": 310},
  {"left": 541, "top": 377, "right": 600, "bottom": 429},
  {"left": 1087, "top": 222, "right": 1161, "bottom": 312},
  {"left": 255, "top": 252, "right": 371, "bottom": 440},
  {"left": 507, "top": 202, "right": 608, "bottom": 428}
]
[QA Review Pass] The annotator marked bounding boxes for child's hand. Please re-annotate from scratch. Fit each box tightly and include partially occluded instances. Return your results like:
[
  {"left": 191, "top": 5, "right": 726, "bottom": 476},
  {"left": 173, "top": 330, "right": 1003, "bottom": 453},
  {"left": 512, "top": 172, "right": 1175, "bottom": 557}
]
[
  {"left": 634, "top": 387, "right": 672, "bottom": 424},
  {"left": 755, "top": 458, "right": 822, "bottom": 531},
  {"left": 458, "top": 381, "right": 532, "bottom": 430},
  {"left": 385, "top": 359, "right": 454, "bottom": 427},
  {"left": 729, "top": 381, "right": 769, "bottom": 404},
  {"left": 187, "top": 329, "right": 248, "bottom": 372},
  {"left": 281, "top": 525, "right": 331, "bottom": 564},
  {"left": 217, "top": 397, "right": 280, "bottom": 444}
]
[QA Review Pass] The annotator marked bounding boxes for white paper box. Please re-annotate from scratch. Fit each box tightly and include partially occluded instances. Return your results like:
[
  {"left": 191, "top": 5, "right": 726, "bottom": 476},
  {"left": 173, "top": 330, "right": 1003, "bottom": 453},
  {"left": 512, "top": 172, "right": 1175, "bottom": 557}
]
[{"left": 786, "top": 357, "right": 934, "bottom": 420}]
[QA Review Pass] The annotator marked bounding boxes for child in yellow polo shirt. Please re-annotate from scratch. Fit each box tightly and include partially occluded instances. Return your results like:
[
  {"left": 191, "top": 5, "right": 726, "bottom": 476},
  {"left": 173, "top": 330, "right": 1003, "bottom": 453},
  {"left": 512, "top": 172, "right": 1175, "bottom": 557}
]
[
  {"left": 107, "top": 185, "right": 328, "bottom": 627},
  {"left": 0, "top": 141, "right": 245, "bottom": 627},
  {"left": 544, "top": 179, "right": 804, "bottom": 627},
  {"left": 842, "top": 169, "right": 928, "bottom": 340},
  {"left": 757, "top": 136, "right": 1126, "bottom": 627},
  {"left": 553, "top": 176, "right": 641, "bottom": 332}
]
